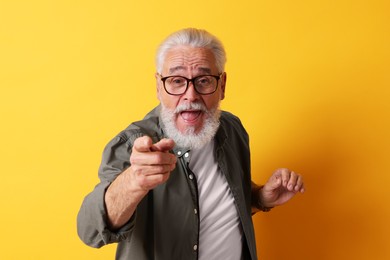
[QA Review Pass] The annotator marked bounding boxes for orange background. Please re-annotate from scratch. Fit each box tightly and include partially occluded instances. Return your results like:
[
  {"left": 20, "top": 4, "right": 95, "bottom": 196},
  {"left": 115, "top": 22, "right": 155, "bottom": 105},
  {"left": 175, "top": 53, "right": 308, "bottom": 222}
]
[{"left": 1, "top": 0, "right": 389, "bottom": 259}]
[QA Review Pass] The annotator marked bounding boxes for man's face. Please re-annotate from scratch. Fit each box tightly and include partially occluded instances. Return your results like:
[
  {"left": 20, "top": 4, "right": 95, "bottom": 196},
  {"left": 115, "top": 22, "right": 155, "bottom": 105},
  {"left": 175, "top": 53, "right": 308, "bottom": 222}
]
[{"left": 156, "top": 46, "right": 226, "bottom": 134}]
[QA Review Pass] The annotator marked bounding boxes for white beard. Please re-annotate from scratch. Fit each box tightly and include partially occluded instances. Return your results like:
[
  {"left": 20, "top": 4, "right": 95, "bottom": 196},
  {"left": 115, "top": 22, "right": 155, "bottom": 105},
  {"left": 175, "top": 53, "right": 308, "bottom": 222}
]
[{"left": 160, "top": 102, "right": 221, "bottom": 149}]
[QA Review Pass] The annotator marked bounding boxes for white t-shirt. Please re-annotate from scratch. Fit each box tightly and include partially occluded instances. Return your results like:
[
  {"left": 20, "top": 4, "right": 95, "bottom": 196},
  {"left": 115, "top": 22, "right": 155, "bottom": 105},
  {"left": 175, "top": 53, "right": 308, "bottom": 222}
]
[{"left": 189, "top": 140, "right": 243, "bottom": 260}]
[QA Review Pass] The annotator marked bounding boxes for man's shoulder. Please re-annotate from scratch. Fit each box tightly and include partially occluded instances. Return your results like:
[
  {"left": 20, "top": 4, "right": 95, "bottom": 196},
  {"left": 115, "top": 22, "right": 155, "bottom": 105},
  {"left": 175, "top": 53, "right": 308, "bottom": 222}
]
[
  {"left": 220, "top": 110, "right": 240, "bottom": 122},
  {"left": 216, "top": 110, "right": 249, "bottom": 153},
  {"left": 218, "top": 110, "right": 248, "bottom": 140},
  {"left": 220, "top": 110, "right": 245, "bottom": 130},
  {"left": 116, "top": 106, "right": 162, "bottom": 145}
]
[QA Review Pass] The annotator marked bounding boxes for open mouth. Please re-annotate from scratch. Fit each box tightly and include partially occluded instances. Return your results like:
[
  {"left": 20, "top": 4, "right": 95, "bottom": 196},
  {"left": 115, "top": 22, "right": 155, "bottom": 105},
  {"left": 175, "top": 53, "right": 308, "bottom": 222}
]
[{"left": 180, "top": 110, "right": 202, "bottom": 122}]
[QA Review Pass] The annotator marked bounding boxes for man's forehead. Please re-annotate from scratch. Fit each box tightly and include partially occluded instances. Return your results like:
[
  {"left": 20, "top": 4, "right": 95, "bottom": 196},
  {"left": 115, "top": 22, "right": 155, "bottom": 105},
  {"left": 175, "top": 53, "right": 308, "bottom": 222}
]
[{"left": 163, "top": 46, "right": 217, "bottom": 75}]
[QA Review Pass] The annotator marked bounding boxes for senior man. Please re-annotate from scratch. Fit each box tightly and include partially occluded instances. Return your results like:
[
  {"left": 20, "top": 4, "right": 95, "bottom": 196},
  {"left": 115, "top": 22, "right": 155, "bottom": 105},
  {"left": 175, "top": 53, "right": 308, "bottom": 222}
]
[{"left": 77, "top": 28, "right": 305, "bottom": 260}]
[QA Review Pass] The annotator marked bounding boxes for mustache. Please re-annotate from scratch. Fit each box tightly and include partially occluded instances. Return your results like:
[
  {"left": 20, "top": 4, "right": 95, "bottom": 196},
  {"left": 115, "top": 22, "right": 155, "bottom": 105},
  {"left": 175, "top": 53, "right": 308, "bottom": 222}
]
[{"left": 174, "top": 102, "right": 207, "bottom": 114}]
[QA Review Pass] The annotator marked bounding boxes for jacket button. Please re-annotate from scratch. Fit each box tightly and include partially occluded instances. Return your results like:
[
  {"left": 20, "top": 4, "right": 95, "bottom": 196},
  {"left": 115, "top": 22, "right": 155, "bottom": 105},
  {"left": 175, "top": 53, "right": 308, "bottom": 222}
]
[
  {"left": 189, "top": 174, "right": 194, "bottom": 180},
  {"left": 193, "top": 244, "right": 198, "bottom": 251},
  {"left": 194, "top": 208, "right": 198, "bottom": 214}
]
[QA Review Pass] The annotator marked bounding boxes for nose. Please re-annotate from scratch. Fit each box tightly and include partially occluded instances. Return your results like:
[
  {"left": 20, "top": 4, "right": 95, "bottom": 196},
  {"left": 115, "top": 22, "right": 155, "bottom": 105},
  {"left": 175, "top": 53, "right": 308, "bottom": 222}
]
[{"left": 182, "top": 82, "right": 200, "bottom": 101}]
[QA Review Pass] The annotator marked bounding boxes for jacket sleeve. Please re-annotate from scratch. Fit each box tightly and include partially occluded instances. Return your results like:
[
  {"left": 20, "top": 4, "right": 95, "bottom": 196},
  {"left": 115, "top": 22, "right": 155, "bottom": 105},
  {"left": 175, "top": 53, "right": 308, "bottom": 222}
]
[{"left": 77, "top": 133, "right": 137, "bottom": 248}]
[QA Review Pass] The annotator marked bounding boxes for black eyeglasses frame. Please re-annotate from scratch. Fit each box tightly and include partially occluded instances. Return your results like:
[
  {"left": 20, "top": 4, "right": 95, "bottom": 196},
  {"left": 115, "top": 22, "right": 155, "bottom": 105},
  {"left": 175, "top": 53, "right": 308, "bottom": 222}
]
[{"left": 158, "top": 74, "right": 222, "bottom": 96}]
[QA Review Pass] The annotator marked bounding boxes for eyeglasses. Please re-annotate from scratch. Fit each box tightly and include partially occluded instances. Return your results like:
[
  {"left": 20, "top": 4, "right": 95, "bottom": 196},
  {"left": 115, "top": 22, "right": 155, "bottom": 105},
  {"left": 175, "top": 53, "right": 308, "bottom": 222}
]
[{"left": 159, "top": 74, "right": 222, "bottom": 96}]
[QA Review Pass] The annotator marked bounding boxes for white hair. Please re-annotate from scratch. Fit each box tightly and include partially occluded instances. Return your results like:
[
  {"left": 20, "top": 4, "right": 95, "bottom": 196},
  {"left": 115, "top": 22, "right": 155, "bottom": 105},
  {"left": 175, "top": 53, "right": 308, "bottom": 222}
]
[{"left": 155, "top": 28, "right": 227, "bottom": 74}]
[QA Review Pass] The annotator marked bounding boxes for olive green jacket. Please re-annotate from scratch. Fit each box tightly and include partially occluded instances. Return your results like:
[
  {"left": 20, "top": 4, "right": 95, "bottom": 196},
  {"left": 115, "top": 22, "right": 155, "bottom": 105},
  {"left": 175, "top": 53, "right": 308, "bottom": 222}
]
[{"left": 77, "top": 106, "right": 257, "bottom": 260}]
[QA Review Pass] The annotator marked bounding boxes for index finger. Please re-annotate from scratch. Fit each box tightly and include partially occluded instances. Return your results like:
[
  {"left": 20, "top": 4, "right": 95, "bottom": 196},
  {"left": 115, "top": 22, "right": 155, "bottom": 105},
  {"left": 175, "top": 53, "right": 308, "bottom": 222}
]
[{"left": 150, "top": 138, "right": 175, "bottom": 152}]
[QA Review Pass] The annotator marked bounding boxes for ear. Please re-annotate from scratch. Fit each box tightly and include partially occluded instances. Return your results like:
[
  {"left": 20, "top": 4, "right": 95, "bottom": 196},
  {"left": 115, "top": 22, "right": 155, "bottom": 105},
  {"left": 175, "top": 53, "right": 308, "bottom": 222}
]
[
  {"left": 155, "top": 73, "right": 162, "bottom": 101},
  {"left": 220, "top": 72, "right": 227, "bottom": 100}
]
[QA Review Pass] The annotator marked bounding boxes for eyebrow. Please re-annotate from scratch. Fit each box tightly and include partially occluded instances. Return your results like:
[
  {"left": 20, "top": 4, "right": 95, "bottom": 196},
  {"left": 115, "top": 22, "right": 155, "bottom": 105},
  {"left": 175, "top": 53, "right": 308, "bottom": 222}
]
[
  {"left": 197, "top": 67, "right": 212, "bottom": 74},
  {"left": 168, "top": 66, "right": 212, "bottom": 75},
  {"left": 168, "top": 66, "right": 186, "bottom": 74}
]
